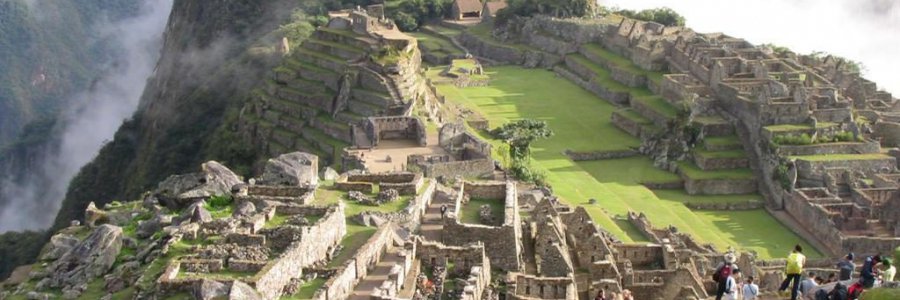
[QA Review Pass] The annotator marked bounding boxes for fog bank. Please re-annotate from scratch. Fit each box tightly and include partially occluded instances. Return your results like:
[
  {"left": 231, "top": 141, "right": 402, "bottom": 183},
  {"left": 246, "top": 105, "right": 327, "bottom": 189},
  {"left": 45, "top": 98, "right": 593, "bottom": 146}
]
[
  {"left": 603, "top": 0, "right": 900, "bottom": 94},
  {"left": 0, "top": 0, "right": 173, "bottom": 231}
]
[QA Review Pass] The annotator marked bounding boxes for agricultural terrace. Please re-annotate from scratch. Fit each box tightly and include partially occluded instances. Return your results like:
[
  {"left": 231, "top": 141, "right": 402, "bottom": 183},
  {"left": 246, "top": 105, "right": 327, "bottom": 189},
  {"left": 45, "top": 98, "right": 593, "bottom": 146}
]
[{"left": 429, "top": 66, "right": 821, "bottom": 259}]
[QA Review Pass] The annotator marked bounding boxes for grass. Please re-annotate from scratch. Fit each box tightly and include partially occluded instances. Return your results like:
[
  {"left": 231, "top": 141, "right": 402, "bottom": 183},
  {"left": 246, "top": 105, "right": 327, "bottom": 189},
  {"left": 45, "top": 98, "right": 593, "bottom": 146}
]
[
  {"left": 791, "top": 153, "right": 893, "bottom": 162},
  {"left": 282, "top": 277, "right": 328, "bottom": 299},
  {"left": 694, "top": 149, "right": 747, "bottom": 159},
  {"left": 408, "top": 31, "right": 464, "bottom": 56},
  {"left": 467, "top": 22, "right": 536, "bottom": 51},
  {"left": 582, "top": 43, "right": 665, "bottom": 84},
  {"left": 432, "top": 65, "right": 821, "bottom": 258},
  {"left": 704, "top": 136, "right": 741, "bottom": 147},
  {"left": 677, "top": 161, "right": 754, "bottom": 180},
  {"left": 460, "top": 198, "right": 504, "bottom": 225},
  {"left": 633, "top": 95, "right": 680, "bottom": 120},
  {"left": 327, "top": 224, "right": 377, "bottom": 268},
  {"left": 861, "top": 288, "right": 900, "bottom": 300},
  {"left": 615, "top": 109, "right": 653, "bottom": 125},
  {"left": 763, "top": 122, "right": 838, "bottom": 132}
]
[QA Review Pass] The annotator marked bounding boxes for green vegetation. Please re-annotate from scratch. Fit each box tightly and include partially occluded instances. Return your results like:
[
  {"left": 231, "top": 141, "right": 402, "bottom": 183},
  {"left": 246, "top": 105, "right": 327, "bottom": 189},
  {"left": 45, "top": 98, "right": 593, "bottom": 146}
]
[
  {"left": 432, "top": 66, "right": 820, "bottom": 258},
  {"left": 791, "top": 153, "right": 893, "bottom": 162},
  {"left": 861, "top": 288, "right": 900, "bottom": 300},
  {"left": 693, "top": 149, "right": 747, "bottom": 159},
  {"left": 610, "top": 7, "right": 686, "bottom": 26},
  {"left": 408, "top": 31, "right": 464, "bottom": 58},
  {"left": 772, "top": 131, "right": 862, "bottom": 146},
  {"left": 460, "top": 198, "right": 505, "bottom": 225},
  {"left": 582, "top": 44, "right": 665, "bottom": 83},
  {"left": 764, "top": 122, "right": 837, "bottom": 132},
  {"left": 282, "top": 277, "right": 328, "bottom": 299},
  {"left": 677, "top": 162, "right": 753, "bottom": 180},
  {"left": 498, "top": 0, "right": 596, "bottom": 21},
  {"left": 204, "top": 195, "right": 235, "bottom": 219},
  {"left": 327, "top": 224, "right": 377, "bottom": 267},
  {"left": 386, "top": 0, "right": 453, "bottom": 31},
  {"left": 704, "top": 136, "right": 741, "bottom": 148}
]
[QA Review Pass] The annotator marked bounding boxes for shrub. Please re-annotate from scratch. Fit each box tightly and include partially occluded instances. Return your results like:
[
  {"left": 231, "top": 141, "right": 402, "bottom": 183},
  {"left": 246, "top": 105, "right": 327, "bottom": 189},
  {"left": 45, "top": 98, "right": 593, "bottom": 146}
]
[
  {"left": 207, "top": 195, "right": 233, "bottom": 209},
  {"left": 510, "top": 160, "right": 547, "bottom": 187},
  {"left": 614, "top": 7, "right": 686, "bottom": 26},
  {"left": 772, "top": 133, "right": 813, "bottom": 146}
]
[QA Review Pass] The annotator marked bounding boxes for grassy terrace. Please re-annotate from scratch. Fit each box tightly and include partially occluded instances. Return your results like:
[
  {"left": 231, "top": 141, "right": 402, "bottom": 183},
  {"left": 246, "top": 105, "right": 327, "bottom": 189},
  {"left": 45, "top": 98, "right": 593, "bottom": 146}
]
[
  {"left": 615, "top": 109, "right": 653, "bottom": 125},
  {"left": 694, "top": 149, "right": 747, "bottom": 159},
  {"left": 791, "top": 153, "right": 894, "bottom": 162},
  {"left": 468, "top": 22, "right": 537, "bottom": 51},
  {"left": 582, "top": 43, "right": 665, "bottom": 84},
  {"left": 763, "top": 122, "right": 838, "bottom": 132},
  {"left": 677, "top": 162, "right": 753, "bottom": 180},
  {"left": 408, "top": 31, "right": 464, "bottom": 57},
  {"left": 704, "top": 136, "right": 741, "bottom": 147},
  {"left": 568, "top": 55, "right": 633, "bottom": 93},
  {"left": 460, "top": 198, "right": 504, "bottom": 225},
  {"left": 633, "top": 95, "right": 680, "bottom": 120},
  {"left": 431, "top": 66, "right": 820, "bottom": 258}
]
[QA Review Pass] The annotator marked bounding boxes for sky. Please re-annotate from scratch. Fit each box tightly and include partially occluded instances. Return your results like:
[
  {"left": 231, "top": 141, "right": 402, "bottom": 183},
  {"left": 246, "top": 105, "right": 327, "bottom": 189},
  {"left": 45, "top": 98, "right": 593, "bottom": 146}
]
[{"left": 602, "top": 0, "right": 900, "bottom": 95}]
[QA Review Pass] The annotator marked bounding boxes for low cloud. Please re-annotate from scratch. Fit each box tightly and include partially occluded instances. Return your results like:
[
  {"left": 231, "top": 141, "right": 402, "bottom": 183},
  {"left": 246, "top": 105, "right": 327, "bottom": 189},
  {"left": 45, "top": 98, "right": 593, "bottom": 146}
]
[{"left": 0, "top": 0, "right": 173, "bottom": 231}]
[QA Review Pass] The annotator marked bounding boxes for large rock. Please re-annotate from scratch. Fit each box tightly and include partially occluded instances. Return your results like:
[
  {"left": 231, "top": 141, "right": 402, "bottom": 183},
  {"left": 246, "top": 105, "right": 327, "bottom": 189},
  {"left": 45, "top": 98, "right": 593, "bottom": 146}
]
[
  {"left": 194, "top": 279, "right": 231, "bottom": 300},
  {"left": 228, "top": 280, "right": 261, "bottom": 300},
  {"left": 136, "top": 214, "right": 173, "bottom": 239},
  {"left": 40, "top": 233, "right": 80, "bottom": 261},
  {"left": 257, "top": 152, "right": 319, "bottom": 186},
  {"left": 46, "top": 225, "right": 123, "bottom": 290},
  {"left": 232, "top": 201, "right": 256, "bottom": 218},
  {"left": 321, "top": 167, "right": 339, "bottom": 181},
  {"left": 84, "top": 202, "right": 109, "bottom": 227},
  {"left": 154, "top": 161, "right": 243, "bottom": 208}
]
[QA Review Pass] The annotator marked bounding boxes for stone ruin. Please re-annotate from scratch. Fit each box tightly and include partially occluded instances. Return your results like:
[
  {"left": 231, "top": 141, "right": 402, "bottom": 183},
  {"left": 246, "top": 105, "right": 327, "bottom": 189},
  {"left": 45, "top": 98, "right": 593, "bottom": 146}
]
[{"left": 407, "top": 122, "right": 495, "bottom": 179}]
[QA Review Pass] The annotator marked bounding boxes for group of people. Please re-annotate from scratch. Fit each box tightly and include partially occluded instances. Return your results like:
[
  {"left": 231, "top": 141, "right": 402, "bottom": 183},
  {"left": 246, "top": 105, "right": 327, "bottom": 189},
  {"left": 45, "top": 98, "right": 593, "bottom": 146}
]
[
  {"left": 713, "top": 252, "right": 760, "bottom": 300},
  {"left": 713, "top": 244, "right": 897, "bottom": 300},
  {"left": 593, "top": 287, "right": 634, "bottom": 300}
]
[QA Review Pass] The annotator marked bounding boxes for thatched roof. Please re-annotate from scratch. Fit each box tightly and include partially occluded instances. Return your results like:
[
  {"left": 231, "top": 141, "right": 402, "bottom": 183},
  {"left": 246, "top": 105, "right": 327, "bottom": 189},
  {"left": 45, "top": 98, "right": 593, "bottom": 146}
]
[{"left": 454, "top": 0, "right": 483, "bottom": 13}]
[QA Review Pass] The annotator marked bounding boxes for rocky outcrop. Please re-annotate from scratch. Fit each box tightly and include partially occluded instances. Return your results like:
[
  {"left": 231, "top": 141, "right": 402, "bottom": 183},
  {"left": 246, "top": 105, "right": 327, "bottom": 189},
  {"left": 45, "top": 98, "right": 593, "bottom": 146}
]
[
  {"left": 39, "top": 234, "right": 80, "bottom": 261},
  {"left": 41, "top": 225, "right": 123, "bottom": 294},
  {"left": 153, "top": 161, "right": 243, "bottom": 208},
  {"left": 257, "top": 152, "right": 319, "bottom": 186}
]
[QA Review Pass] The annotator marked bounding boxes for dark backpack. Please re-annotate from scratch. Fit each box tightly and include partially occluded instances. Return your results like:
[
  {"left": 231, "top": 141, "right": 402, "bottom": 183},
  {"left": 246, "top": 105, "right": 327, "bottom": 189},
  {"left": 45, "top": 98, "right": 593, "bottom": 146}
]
[
  {"left": 830, "top": 283, "right": 849, "bottom": 300},
  {"left": 712, "top": 264, "right": 732, "bottom": 283},
  {"left": 814, "top": 289, "right": 829, "bottom": 300}
]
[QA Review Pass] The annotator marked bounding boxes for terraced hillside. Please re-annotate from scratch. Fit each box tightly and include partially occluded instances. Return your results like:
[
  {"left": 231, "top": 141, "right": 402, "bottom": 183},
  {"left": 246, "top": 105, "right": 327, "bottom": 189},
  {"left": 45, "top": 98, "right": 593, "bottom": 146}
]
[
  {"left": 240, "top": 14, "right": 425, "bottom": 166},
  {"left": 428, "top": 64, "right": 821, "bottom": 259}
]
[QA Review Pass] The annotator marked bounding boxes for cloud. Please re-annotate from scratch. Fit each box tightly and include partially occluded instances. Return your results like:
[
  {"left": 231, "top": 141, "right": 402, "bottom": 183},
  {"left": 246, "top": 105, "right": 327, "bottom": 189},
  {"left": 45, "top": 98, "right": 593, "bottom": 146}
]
[
  {"left": 602, "top": 0, "right": 900, "bottom": 94},
  {"left": 0, "top": 0, "right": 174, "bottom": 231}
]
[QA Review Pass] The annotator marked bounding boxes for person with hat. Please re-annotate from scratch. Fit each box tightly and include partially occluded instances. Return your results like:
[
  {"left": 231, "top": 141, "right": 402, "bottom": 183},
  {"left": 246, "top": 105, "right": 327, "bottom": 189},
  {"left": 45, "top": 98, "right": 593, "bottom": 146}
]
[
  {"left": 714, "top": 251, "right": 739, "bottom": 300},
  {"left": 837, "top": 253, "right": 855, "bottom": 281}
]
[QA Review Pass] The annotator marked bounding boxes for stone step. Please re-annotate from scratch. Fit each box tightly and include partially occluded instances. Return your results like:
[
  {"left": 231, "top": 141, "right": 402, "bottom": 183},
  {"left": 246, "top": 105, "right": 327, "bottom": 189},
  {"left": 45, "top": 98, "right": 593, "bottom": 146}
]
[
  {"left": 303, "top": 38, "right": 366, "bottom": 61},
  {"left": 611, "top": 109, "right": 655, "bottom": 138},
  {"left": 692, "top": 149, "right": 749, "bottom": 171},
  {"left": 676, "top": 161, "right": 757, "bottom": 195}
]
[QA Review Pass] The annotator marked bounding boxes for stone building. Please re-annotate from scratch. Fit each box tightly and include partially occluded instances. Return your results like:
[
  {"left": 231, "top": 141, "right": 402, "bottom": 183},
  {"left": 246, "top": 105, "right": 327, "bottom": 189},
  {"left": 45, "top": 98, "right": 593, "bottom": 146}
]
[{"left": 451, "top": 0, "right": 483, "bottom": 20}]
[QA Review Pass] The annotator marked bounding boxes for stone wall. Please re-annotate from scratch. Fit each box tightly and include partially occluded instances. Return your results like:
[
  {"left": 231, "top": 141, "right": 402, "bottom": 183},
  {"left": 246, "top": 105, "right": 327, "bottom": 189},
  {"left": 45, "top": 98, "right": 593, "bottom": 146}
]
[
  {"left": 875, "top": 121, "right": 900, "bottom": 147},
  {"left": 693, "top": 154, "right": 749, "bottom": 171},
  {"left": 365, "top": 116, "right": 427, "bottom": 146},
  {"left": 508, "top": 273, "right": 577, "bottom": 300},
  {"left": 794, "top": 157, "right": 897, "bottom": 182},
  {"left": 563, "top": 149, "right": 639, "bottom": 161},
  {"left": 775, "top": 140, "right": 882, "bottom": 156},
  {"left": 420, "top": 159, "right": 494, "bottom": 179},
  {"left": 253, "top": 204, "right": 346, "bottom": 299},
  {"left": 314, "top": 224, "right": 399, "bottom": 300},
  {"left": 338, "top": 172, "right": 424, "bottom": 195},
  {"left": 682, "top": 177, "right": 757, "bottom": 195},
  {"left": 444, "top": 218, "right": 521, "bottom": 271}
]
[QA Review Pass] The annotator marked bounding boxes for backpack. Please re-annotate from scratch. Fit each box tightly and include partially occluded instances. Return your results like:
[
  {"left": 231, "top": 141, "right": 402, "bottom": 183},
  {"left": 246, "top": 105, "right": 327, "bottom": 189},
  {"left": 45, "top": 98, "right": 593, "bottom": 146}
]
[
  {"left": 829, "top": 283, "right": 848, "bottom": 300},
  {"left": 713, "top": 264, "right": 732, "bottom": 283},
  {"left": 814, "top": 289, "right": 828, "bottom": 300}
]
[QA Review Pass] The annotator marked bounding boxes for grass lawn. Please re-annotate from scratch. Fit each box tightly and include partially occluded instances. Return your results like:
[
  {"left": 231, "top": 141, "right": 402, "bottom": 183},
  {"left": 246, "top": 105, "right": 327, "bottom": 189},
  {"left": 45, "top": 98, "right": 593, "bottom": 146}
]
[
  {"left": 704, "top": 136, "right": 741, "bottom": 147},
  {"left": 791, "top": 153, "right": 893, "bottom": 162},
  {"left": 677, "top": 161, "right": 754, "bottom": 180},
  {"left": 408, "top": 31, "right": 464, "bottom": 56},
  {"left": 433, "top": 65, "right": 821, "bottom": 258},
  {"left": 861, "top": 288, "right": 900, "bottom": 300},
  {"left": 460, "top": 198, "right": 505, "bottom": 225},
  {"left": 282, "top": 277, "right": 328, "bottom": 299},
  {"left": 764, "top": 122, "right": 838, "bottom": 132}
]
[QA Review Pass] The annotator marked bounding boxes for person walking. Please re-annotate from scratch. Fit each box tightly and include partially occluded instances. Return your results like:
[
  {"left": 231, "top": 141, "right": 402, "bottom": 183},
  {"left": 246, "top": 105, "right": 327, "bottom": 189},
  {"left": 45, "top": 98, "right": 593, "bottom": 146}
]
[
  {"left": 440, "top": 204, "right": 448, "bottom": 220},
  {"left": 715, "top": 252, "right": 739, "bottom": 300},
  {"left": 779, "top": 244, "right": 807, "bottom": 300},
  {"left": 837, "top": 253, "right": 855, "bottom": 281},
  {"left": 742, "top": 276, "right": 759, "bottom": 300},
  {"left": 724, "top": 269, "right": 742, "bottom": 300}
]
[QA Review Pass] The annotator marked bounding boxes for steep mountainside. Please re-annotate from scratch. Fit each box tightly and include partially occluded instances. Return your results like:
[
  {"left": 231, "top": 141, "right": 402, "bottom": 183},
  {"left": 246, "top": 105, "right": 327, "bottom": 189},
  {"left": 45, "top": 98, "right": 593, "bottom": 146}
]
[{"left": 0, "top": 0, "right": 139, "bottom": 147}]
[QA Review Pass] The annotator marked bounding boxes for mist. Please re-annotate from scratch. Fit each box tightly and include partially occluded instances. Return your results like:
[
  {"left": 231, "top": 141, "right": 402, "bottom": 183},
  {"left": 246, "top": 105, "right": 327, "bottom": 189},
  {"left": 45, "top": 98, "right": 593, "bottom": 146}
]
[
  {"left": 0, "top": 0, "right": 173, "bottom": 231},
  {"left": 602, "top": 0, "right": 900, "bottom": 95}
]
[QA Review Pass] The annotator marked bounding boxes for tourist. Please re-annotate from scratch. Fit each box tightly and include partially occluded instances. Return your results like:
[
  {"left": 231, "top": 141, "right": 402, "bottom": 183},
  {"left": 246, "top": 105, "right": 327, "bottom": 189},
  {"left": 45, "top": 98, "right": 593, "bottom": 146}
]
[
  {"left": 825, "top": 282, "right": 849, "bottom": 300},
  {"left": 847, "top": 281, "right": 864, "bottom": 299},
  {"left": 859, "top": 254, "right": 881, "bottom": 288},
  {"left": 827, "top": 272, "right": 837, "bottom": 283},
  {"left": 440, "top": 204, "right": 448, "bottom": 219},
  {"left": 800, "top": 272, "right": 818, "bottom": 296},
  {"left": 714, "top": 252, "right": 739, "bottom": 300},
  {"left": 724, "top": 269, "right": 742, "bottom": 300},
  {"left": 837, "top": 253, "right": 855, "bottom": 281},
  {"left": 779, "top": 244, "right": 806, "bottom": 300},
  {"left": 594, "top": 287, "right": 607, "bottom": 300},
  {"left": 742, "top": 276, "right": 759, "bottom": 300},
  {"left": 881, "top": 258, "right": 895, "bottom": 282},
  {"left": 620, "top": 289, "right": 633, "bottom": 300}
]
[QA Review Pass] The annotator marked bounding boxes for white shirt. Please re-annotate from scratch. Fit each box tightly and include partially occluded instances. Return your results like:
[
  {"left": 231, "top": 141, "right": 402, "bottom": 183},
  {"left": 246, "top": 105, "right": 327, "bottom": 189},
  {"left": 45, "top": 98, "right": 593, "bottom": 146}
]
[
  {"left": 725, "top": 276, "right": 739, "bottom": 300},
  {"left": 742, "top": 283, "right": 759, "bottom": 300}
]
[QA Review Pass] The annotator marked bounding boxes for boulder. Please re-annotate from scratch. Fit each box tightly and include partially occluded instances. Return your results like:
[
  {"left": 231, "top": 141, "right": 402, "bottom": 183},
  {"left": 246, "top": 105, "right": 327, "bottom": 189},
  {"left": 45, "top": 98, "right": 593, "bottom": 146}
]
[
  {"left": 232, "top": 201, "right": 256, "bottom": 218},
  {"left": 321, "top": 167, "right": 339, "bottom": 181},
  {"left": 154, "top": 161, "right": 243, "bottom": 208},
  {"left": 376, "top": 189, "right": 399, "bottom": 204},
  {"left": 84, "top": 202, "right": 108, "bottom": 227},
  {"left": 40, "top": 233, "right": 79, "bottom": 261},
  {"left": 190, "top": 205, "right": 213, "bottom": 224},
  {"left": 194, "top": 279, "right": 231, "bottom": 300},
  {"left": 228, "top": 280, "right": 262, "bottom": 300},
  {"left": 257, "top": 152, "right": 319, "bottom": 186},
  {"left": 46, "top": 225, "right": 122, "bottom": 290},
  {"left": 136, "top": 214, "right": 173, "bottom": 239}
]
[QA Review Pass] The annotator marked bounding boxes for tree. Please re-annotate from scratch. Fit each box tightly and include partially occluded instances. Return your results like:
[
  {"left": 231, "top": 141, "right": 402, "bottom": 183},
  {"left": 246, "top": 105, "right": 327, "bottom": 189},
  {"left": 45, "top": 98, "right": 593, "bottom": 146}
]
[
  {"left": 491, "top": 119, "right": 554, "bottom": 160},
  {"left": 615, "top": 7, "right": 685, "bottom": 27},
  {"left": 503, "top": 0, "right": 597, "bottom": 20}
]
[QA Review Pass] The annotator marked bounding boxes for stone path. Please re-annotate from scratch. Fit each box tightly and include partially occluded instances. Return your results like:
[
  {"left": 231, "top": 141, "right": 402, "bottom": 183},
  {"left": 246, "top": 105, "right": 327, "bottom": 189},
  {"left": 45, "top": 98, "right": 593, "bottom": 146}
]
[
  {"left": 348, "top": 249, "right": 406, "bottom": 300},
  {"left": 420, "top": 192, "right": 452, "bottom": 242}
]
